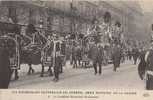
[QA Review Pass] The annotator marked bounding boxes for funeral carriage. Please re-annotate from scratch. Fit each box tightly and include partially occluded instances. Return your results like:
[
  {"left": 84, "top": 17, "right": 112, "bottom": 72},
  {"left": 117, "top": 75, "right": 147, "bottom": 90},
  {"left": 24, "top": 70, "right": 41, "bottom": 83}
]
[
  {"left": 0, "top": 21, "right": 61, "bottom": 79},
  {"left": 0, "top": 21, "right": 21, "bottom": 79}
]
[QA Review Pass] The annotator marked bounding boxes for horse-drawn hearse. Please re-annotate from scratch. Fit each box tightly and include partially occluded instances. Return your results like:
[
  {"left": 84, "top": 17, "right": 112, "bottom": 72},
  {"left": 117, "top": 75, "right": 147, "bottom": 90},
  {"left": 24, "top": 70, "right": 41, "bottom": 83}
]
[{"left": 0, "top": 21, "right": 65, "bottom": 80}]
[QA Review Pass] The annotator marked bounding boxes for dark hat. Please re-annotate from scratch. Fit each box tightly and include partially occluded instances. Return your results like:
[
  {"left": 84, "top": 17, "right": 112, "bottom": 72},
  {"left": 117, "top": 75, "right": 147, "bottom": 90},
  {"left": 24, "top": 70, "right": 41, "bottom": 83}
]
[
  {"left": 78, "top": 33, "right": 84, "bottom": 39},
  {"left": 103, "top": 12, "right": 111, "bottom": 23}
]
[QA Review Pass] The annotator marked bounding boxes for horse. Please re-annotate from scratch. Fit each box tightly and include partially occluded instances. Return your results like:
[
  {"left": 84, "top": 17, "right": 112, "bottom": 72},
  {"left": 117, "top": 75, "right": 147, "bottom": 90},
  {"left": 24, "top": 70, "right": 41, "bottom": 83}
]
[{"left": 19, "top": 32, "right": 53, "bottom": 77}]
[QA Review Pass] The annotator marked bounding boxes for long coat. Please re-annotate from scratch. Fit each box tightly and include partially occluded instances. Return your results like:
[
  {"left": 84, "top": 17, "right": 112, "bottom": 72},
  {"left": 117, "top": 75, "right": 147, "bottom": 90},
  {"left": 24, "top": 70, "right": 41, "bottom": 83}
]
[
  {"left": 138, "top": 50, "right": 146, "bottom": 80},
  {"left": 0, "top": 46, "right": 11, "bottom": 89},
  {"left": 91, "top": 45, "right": 104, "bottom": 64},
  {"left": 132, "top": 48, "right": 140, "bottom": 60},
  {"left": 76, "top": 46, "right": 82, "bottom": 60},
  {"left": 145, "top": 49, "right": 153, "bottom": 90}
]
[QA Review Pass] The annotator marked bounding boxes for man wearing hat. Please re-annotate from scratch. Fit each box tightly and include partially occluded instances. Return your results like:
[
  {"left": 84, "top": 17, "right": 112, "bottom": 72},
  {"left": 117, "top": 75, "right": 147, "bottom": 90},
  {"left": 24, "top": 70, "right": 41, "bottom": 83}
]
[
  {"left": 91, "top": 43, "right": 104, "bottom": 75},
  {"left": 142, "top": 24, "right": 153, "bottom": 90}
]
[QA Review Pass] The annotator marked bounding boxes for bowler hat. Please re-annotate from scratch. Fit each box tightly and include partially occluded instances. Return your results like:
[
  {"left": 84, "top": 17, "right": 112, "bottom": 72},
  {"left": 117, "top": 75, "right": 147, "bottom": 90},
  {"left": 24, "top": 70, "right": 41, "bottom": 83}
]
[{"left": 115, "top": 21, "right": 121, "bottom": 27}]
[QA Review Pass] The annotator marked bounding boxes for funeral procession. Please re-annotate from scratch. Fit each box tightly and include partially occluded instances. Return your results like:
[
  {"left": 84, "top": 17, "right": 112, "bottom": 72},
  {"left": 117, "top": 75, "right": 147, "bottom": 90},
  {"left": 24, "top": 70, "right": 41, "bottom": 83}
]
[{"left": 0, "top": 0, "right": 153, "bottom": 90}]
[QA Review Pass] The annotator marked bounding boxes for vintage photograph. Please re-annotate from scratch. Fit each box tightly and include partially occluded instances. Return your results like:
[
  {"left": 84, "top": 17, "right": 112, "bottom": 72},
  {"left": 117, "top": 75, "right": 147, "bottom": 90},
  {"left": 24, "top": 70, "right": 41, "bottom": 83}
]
[{"left": 0, "top": 0, "right": 152, "bottom": 91}]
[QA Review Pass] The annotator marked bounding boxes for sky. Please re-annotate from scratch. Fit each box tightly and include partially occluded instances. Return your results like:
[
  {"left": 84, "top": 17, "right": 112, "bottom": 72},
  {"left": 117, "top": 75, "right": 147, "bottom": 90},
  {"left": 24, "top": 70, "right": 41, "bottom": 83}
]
[
  {"left": 139, "top": 0, "right": 153, "bottom": 12},
  {"left": 102, "top": 0, "right": 153, "bottom": 13}
]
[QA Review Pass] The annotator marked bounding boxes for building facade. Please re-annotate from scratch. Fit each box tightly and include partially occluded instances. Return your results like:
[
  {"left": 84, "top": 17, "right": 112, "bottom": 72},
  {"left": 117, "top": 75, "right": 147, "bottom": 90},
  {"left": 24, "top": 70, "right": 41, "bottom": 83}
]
[{"left": 0, "top": 0, "right": 145, "bottom": 44}]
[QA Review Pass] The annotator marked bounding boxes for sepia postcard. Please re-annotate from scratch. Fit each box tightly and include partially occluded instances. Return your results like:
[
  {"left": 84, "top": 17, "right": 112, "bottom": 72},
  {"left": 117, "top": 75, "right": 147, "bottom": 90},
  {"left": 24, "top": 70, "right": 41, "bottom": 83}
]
[{"left": 0, "top": 0, "right": 153, "bottom": 99}]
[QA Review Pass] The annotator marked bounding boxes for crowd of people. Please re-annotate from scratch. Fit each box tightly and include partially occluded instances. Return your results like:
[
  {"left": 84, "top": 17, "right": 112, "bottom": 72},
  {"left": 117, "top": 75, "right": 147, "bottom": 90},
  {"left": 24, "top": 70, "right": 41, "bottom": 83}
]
[{"left": 0, "top": 15, "right": 149, "bottom": 90}]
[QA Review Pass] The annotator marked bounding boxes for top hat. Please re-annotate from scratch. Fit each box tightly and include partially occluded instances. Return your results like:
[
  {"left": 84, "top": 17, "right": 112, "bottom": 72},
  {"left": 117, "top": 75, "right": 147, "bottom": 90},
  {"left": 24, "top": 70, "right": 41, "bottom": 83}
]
[{"left": 115, "top": 21, "right": 121, "bottom": 27}]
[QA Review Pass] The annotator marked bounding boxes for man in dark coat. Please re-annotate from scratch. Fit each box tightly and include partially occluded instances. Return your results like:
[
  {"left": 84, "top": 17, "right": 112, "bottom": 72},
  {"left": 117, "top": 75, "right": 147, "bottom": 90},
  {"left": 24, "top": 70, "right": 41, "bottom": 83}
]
[
  {"left": 138, "top": 24, "right": 153, "bottom": 90},
  {"left": 72, "top": 45, "right": 78, "bottom": 68},
  {"left": 0, "top": 41, "right": 11, "bottom": 88},
  {"left": 128, "top": 48, "right": 132, "bottom": 60},
  {"left": 132, "top": 47, "right": 140, "bottom": 65},
  {"left": 53, "top": 40, "right": 62, "bottom": 82},
  {"left": 138, "top": 48, "right": 146, "bottom": 80},
  {"left": 76, "top": 45, "right": 82, "bottom": 66},
  {"left": 11, "top": 24, "right": 21, "bottom": 80},
  {"left": 53, "top": 51, "right": 62, "bottom": 82},
  {"left": 112, "top": 44, "right": 121, "bottom": 71},
  {"left": 91, "top": 43, "right": 104, "bottom": 75}
]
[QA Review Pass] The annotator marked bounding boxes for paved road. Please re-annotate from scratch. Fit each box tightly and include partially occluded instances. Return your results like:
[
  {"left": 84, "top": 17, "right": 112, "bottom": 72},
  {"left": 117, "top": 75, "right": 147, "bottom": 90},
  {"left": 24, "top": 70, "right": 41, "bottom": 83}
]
[{"left": 9, "top": 60, "right": 145, "bottom": 89}]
